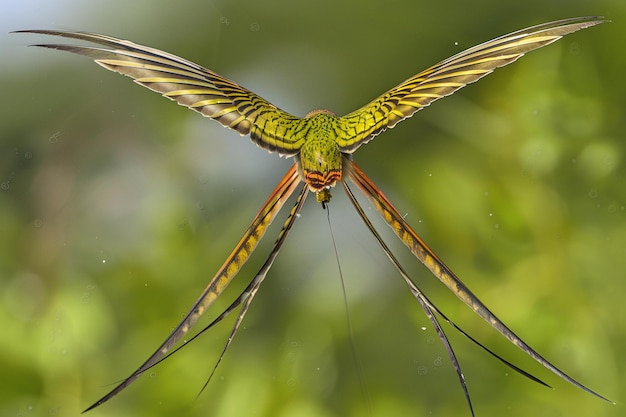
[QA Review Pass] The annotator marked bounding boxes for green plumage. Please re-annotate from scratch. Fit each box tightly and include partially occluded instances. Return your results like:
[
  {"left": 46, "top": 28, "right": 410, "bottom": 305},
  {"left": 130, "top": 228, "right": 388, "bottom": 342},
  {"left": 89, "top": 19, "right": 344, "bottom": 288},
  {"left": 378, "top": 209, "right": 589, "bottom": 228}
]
[{"left": 19, "top": 17, "right": 604, "bottom": 202}]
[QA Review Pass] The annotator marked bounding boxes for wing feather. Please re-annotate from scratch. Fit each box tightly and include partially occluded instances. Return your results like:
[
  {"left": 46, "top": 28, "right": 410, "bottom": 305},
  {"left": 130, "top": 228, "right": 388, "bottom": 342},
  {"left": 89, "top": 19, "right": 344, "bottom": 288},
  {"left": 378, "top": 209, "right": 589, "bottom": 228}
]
[
  {"left": 21, "top": 30, "right": 307, "bottom": 156},
  {"left": 19, "top": 17, "right": 605, "bottom": 155},
  {"left": 336, "top": 16, "right": 606, "bottom": 152}
]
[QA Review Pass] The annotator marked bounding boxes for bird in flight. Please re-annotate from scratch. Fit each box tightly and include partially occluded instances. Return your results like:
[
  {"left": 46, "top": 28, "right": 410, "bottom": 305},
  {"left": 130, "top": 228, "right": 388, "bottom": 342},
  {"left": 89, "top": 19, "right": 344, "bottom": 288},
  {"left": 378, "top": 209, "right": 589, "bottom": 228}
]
[{"left": 18, "top": 16, "right": 611, "bottom": 416}]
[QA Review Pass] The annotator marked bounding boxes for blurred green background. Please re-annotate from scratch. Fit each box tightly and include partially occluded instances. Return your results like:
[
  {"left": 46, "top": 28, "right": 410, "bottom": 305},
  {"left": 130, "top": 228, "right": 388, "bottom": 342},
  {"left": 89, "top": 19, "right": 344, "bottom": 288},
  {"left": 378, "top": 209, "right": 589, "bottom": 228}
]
[{"left": 1, "top": 1, "right": 624, "bottom": 416}]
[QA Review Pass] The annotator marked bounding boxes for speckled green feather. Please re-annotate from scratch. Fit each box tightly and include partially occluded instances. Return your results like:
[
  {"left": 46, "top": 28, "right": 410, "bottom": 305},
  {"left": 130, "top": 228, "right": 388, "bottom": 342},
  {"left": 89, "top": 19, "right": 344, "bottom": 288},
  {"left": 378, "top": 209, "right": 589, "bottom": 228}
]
[{"left": 20, "top": 17, "right": 604, "bottom": 203}]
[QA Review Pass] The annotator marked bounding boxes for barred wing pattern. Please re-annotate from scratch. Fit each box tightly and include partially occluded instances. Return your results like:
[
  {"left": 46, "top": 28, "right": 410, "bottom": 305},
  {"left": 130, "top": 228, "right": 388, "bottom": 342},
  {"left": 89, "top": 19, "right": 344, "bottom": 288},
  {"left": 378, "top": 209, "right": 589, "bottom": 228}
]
[
  {"left": 335, "top": 16, "right": 604, "bottom": 152},
  {"left": 25, "top": 30, "right": 307, "bottom": 156},
  {"left": 21, "top": 17, "right": 604, "bottom": 158}
]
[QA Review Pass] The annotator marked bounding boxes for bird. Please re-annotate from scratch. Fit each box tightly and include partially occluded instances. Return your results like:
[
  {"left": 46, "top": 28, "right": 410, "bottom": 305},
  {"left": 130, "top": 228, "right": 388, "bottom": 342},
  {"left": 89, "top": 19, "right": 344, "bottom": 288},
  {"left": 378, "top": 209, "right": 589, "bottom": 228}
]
[{"left": 17, "top": 16, "right": 611, "bottom": 416}]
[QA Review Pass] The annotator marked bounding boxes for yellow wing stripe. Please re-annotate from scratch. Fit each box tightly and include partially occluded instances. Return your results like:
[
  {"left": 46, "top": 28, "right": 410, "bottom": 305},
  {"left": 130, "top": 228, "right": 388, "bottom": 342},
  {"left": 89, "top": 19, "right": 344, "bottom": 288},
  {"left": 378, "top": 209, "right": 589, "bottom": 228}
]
[
  {"left": 24, "top": 30, "right": 307, "bottom": 156},
  {"left": 20, "top": 19, "right": 604, "bottom": 156},
  {"left": 335, "top": 17, "right": 605, "bottom": 152}
]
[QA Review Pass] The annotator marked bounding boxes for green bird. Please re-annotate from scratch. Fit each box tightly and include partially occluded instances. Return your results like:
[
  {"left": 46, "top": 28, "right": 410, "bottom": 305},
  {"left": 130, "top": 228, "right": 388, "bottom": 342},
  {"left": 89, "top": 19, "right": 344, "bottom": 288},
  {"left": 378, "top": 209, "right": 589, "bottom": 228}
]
[{"left": 18, "top": 16, "right": 612, "bottom": 416}]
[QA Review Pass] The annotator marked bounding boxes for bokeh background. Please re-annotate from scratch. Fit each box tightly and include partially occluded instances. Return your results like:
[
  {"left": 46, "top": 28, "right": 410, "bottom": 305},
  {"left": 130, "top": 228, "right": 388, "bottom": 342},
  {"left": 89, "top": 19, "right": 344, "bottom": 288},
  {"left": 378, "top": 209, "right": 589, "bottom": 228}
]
[{"left": 1, "top": 1, "right": 624, "bottom": 417}]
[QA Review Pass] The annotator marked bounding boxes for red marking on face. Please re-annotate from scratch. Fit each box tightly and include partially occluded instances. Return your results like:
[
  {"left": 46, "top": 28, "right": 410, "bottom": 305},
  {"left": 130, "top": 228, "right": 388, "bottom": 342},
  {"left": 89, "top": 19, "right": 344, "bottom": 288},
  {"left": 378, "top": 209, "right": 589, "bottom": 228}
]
[{"left": 304, "top": 169, "right": 342, "bottom": 191}]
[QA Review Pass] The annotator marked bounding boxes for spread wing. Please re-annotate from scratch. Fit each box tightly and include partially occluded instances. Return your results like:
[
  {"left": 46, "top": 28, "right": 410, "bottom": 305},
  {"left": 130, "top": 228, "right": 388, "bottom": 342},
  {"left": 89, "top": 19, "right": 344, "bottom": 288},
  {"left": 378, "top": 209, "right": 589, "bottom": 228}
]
[
  {"left": 20, "top": 30, "right": 308, "bottom": 156},
  {"left": 335, "top": 16, "right": 605, "bottom": 152}
]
